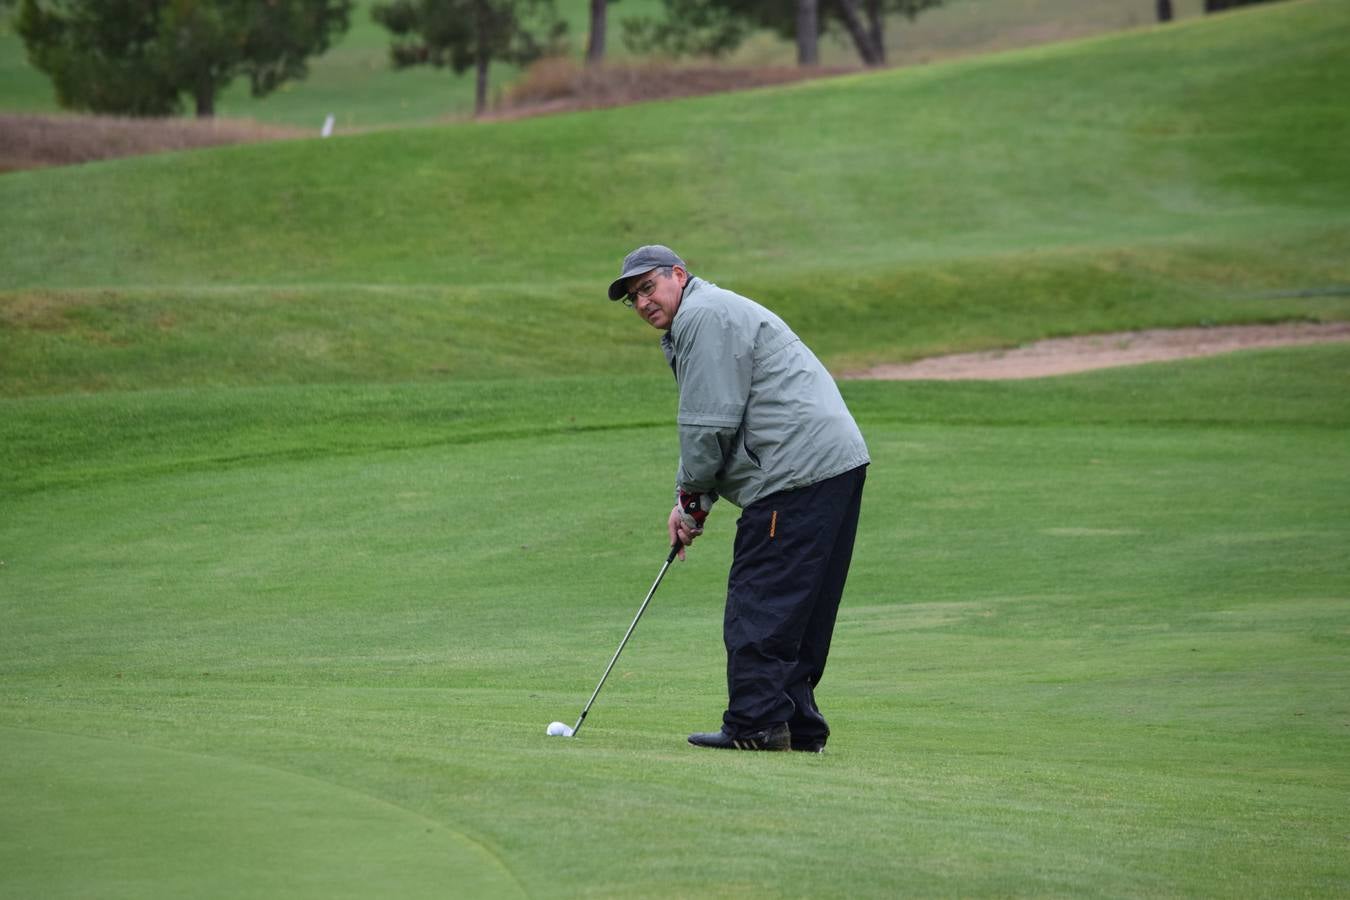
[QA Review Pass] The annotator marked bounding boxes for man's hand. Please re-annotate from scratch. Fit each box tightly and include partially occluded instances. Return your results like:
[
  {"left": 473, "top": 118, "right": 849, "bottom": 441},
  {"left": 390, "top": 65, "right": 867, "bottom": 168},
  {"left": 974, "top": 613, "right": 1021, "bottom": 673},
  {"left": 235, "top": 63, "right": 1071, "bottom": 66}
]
[
  {"left": 669, "top": 491, "right": 713, "bottom": 560},
  {"left": 679, "top": 490, "right": 712, "bottom": 530}
]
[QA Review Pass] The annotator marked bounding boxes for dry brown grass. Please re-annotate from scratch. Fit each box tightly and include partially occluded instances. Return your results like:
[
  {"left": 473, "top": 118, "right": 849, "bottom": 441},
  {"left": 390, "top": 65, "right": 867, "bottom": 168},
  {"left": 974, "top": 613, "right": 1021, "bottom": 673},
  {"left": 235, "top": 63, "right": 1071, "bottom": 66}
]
[
  {"left": 0, "top": 113, "right": 305, "bottom": 173},
  {"left": 0, "top": 63, "right": 848, "bottom": 171},
  {"left": 492, "top": 58, "right": 856, "bottom": 119}
]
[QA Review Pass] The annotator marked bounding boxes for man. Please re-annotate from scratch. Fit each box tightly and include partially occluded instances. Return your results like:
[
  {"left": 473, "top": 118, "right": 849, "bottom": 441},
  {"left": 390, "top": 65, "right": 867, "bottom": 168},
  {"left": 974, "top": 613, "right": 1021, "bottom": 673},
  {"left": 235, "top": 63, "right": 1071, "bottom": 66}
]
[{"left": 608, "top": 245, "right": 869, "bottom": 753}]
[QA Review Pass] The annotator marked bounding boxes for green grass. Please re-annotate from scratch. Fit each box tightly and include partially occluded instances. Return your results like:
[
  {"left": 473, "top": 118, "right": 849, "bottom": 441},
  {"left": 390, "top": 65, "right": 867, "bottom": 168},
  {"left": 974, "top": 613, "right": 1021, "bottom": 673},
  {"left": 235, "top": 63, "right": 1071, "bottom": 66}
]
[
  {"left": 2, "top": 729, "right": 525, "bottom": 897},
  {"left": 2, "top": 0, "right": 1347, "bottom": 397},
  {"left": 4, "top": 237, "right": 1348, "bottom": 396},
  {"left": 8, "top": 1, "right": 1348, "bottom": 290},
  {"left": 2, "top": 347, "right": 1348, "bottom": 896},
  {"left": 2, "top": 4, "right": 1348, "bottom": 895}
]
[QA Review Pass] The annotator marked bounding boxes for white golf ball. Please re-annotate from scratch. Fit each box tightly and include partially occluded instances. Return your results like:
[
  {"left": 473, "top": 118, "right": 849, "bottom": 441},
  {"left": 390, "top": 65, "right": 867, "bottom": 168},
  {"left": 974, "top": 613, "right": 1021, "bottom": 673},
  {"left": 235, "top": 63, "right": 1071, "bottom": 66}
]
[{"left": 546, "top": 721, "right": 573, "bottom": 737}]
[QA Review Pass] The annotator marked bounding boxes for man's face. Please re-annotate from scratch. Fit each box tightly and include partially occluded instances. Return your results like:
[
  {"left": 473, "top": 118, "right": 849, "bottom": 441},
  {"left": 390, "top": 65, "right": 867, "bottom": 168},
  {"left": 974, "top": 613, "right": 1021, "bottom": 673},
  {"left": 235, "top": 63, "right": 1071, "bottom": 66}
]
[{"left": 626, "top": 266, "right": 686, "bottom": 331}]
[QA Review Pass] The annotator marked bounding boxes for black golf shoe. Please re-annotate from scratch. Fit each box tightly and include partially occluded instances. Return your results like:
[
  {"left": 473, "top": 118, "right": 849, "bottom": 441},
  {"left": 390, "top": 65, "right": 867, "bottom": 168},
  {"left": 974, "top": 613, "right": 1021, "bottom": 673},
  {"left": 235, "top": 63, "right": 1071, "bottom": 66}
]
[{"left": 687, "top": 723, "right": 790, "bottom": 751}]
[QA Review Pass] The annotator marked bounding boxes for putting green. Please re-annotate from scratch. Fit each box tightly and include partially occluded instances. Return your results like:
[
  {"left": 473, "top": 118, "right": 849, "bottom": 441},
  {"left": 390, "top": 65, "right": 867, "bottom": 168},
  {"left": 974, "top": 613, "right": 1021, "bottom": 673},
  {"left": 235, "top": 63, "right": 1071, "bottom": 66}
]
[{"left": 0, "top": 726, "right": 526, "bottom": 898}]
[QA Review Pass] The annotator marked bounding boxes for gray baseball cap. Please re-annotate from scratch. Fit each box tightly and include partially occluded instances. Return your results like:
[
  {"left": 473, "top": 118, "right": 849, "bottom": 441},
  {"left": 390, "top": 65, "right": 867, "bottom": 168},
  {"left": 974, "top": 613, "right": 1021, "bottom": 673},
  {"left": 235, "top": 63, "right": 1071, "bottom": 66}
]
[{"left": 608, "top": 245, "right": 686, "bottom": 301}]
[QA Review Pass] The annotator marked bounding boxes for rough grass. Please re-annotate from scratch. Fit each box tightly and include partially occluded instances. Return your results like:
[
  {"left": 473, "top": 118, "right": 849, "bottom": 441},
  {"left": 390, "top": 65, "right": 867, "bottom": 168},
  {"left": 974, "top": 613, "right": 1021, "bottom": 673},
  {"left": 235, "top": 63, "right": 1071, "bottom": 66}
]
[
  {"left": 3, "top": 236, "right": 1347, "bottom": 397},
  {"left": 0, "top": 64, "right": 863, "bottom": 170},
  {"left": 0, "top": 113, "right": 303, "bottom": 173},
  {"left": 5, "top": 345, "right": 1348, "bottom": 498},
  {"left": 1, "top": 1, "right": 1346, "bottom": 396},
  {"left": 495, "top": 58, "right": 857, "bottom": 118},
  {"left": 3, "top": 1, "right": 1345, "bottom": 291}
]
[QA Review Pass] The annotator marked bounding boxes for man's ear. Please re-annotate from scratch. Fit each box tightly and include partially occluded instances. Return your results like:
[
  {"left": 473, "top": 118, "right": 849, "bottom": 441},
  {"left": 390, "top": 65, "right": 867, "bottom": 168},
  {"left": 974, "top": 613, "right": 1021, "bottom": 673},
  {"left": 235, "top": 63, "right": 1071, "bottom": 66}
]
[{"left": 673, "top": 265, "right": 688, "bottom": 287}]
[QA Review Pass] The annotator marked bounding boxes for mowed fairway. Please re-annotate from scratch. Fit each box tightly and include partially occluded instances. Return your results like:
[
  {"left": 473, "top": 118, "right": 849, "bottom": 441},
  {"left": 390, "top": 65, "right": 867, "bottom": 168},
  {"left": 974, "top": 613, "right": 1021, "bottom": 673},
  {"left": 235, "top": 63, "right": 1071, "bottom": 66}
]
[
  {"left": 2, "top": 352, "right": 1348, "bottom": 896},
  {"left": 2, "top": 0, "right": 1349, "bottom": 896}
]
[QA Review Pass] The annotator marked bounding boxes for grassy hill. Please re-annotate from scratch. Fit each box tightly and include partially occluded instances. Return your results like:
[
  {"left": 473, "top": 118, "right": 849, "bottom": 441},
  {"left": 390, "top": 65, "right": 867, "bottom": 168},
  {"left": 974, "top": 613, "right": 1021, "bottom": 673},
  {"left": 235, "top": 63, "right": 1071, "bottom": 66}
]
[{"left": 2, "top": 0, "right": 1347, "bottom": 395}]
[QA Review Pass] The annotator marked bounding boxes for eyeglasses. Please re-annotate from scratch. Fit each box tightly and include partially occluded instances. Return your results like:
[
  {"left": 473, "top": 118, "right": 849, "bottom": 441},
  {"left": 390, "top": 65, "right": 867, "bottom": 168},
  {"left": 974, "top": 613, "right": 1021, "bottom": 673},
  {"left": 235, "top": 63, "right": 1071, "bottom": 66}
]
[{"left": 622, "top": 276, "right": 661, "bottom": 308}]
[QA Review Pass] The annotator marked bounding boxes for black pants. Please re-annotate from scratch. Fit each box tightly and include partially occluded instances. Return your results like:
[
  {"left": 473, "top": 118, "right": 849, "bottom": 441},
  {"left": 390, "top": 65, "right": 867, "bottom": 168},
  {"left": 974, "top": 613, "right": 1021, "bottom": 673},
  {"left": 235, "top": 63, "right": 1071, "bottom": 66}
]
[{"left": 722, "top": 464, "right": 867, "bottom": 743}]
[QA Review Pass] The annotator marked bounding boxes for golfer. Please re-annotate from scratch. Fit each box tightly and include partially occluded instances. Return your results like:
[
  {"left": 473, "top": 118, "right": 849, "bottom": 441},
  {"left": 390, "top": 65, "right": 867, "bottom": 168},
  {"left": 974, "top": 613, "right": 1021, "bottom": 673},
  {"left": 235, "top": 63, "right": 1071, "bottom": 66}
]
[{"left": 608, "top": 245, "right": 870, "bottom": 752}]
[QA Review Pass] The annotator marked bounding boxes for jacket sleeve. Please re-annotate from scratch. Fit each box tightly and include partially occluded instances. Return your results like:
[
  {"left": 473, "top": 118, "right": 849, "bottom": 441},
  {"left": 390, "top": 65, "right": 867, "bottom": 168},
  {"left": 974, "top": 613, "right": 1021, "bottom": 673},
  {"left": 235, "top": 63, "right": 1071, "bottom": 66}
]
[{"left": 673, "top": 304, "right": 751, "bottom": 494}]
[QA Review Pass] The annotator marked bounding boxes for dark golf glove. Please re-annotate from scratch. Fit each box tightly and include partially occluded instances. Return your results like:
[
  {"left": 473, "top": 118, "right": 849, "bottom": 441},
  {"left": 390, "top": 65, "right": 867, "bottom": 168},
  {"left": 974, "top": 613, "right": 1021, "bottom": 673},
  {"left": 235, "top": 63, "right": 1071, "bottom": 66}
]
[{"left": 678, "top": 490, "right": 713, "bottom": 532}]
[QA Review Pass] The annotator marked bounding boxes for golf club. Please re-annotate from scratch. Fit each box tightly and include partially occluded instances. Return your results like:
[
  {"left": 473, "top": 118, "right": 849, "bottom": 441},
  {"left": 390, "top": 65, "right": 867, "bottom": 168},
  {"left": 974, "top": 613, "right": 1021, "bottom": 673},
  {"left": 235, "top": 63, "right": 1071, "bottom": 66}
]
[{"left": 550, "top": 542, "right": 682, "bottom": 738}]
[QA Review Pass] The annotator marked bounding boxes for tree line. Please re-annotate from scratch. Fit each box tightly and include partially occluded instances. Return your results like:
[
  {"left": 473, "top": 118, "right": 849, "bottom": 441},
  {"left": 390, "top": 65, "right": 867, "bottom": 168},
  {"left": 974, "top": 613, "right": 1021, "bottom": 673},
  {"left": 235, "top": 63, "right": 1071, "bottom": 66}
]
[{"left": 11, "top": 0, "right": 1291, "bottom": 120}]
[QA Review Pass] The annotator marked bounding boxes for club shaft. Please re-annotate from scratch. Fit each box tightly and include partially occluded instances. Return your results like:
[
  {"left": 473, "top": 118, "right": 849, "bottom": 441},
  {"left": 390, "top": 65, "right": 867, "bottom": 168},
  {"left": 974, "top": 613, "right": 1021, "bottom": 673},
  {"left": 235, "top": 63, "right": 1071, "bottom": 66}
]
[{"left": 572, "top": 543, "right": 681, "bottom": 735}]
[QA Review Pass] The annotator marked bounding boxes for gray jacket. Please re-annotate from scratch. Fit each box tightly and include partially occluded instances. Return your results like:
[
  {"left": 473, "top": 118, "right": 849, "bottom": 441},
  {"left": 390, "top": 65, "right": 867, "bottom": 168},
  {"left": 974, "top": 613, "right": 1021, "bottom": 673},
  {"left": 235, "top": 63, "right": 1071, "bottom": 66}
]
[{"left": 661, "top": 276, "right": 870, "bottom": 509}]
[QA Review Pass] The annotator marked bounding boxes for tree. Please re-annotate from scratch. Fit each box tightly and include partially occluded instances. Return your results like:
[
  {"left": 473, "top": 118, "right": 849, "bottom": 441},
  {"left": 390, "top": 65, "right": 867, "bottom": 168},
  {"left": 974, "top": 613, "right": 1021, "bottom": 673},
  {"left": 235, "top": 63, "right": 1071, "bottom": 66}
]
[
  {"left": 866, "top": 0, "right": 942, "bottom": 65},
  {"left": 586, "top": 0, "right": 609, "bottom": 64},
  {"left": 797, "top": 0, "right": 818, "bottom": 65},
  {"left": 834, "top": 0, "right": 881, "bottom": 66},
  {"left": 372, "top": 0, "right": 565, "bottom": 117},
  {"left": 620, "top": 0, "right": 752, "bottom": 60},
  {"left": 623, "top": 0, "right": 943, "bottom": 68},
  {"left": 16, "top": 0, "right": 353, "bottom": 118}
]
